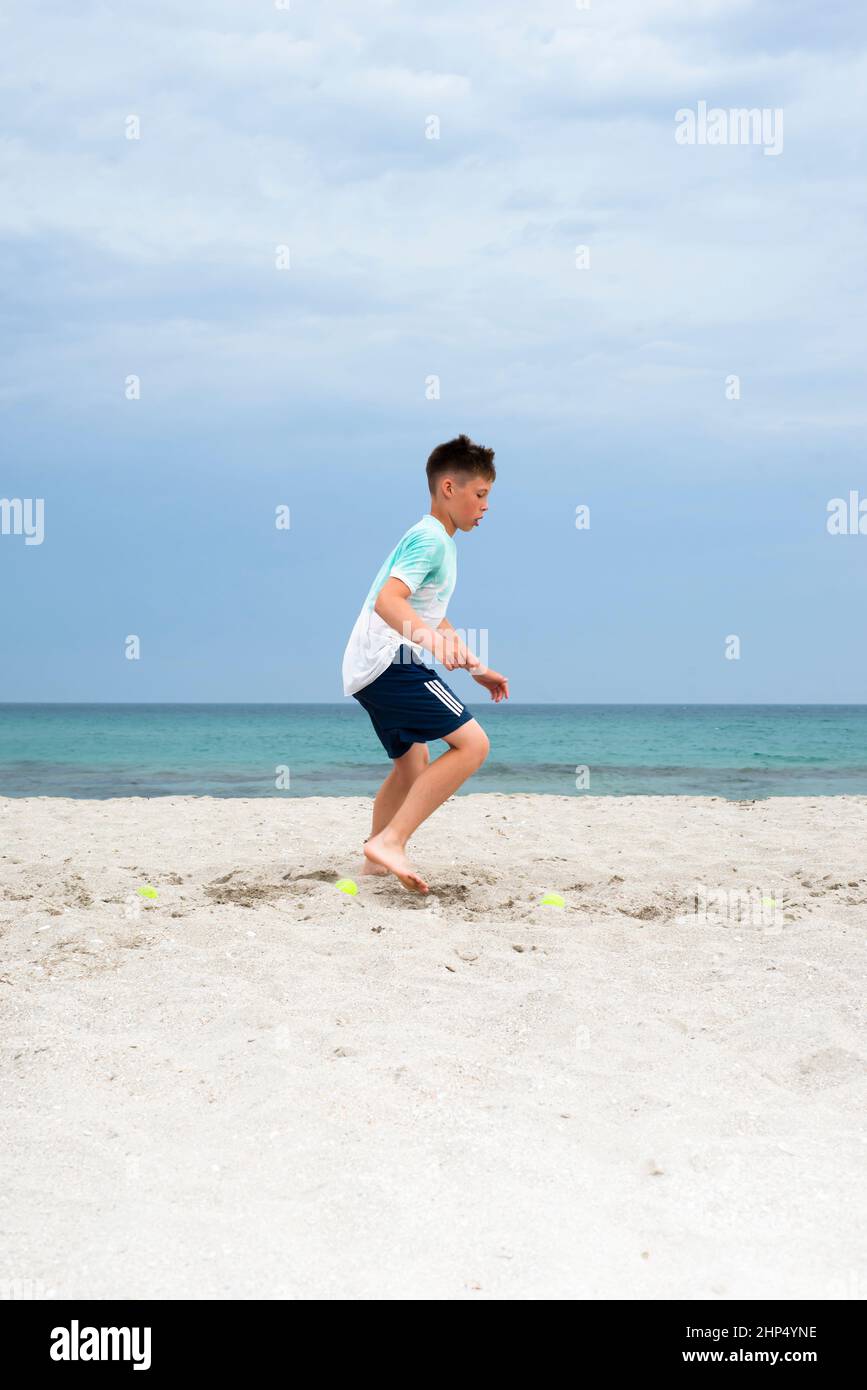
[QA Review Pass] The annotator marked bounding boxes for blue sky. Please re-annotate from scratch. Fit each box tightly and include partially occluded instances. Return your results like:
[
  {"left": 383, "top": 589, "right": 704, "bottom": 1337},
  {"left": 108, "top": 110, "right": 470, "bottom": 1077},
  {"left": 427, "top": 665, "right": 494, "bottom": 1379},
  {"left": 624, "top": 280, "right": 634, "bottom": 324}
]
[{"left": 1, "top": 0, "right": 865, "bottom": 702}]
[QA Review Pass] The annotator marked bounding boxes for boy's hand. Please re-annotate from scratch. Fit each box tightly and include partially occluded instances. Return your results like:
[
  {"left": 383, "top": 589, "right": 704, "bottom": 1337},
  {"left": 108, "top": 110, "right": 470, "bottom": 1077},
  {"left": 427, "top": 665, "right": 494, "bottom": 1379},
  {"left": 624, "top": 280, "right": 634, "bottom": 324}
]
[
  {"left": 471, "top": 668, "right": 509, "bottom": 702},
  {"left": 433, "top": 630, "right": 482, "bottom": 672}
]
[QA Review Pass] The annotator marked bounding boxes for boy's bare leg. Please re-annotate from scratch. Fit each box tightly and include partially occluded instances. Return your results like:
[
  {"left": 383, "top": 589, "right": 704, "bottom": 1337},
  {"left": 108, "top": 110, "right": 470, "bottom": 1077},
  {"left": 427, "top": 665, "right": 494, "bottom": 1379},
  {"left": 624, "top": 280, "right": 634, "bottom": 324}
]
[
  {"left": 359, "top": 743, "right": 430, "bottom": 875},
  {"left": 364, "top": 720, "right": 490, "bottom": 892}
]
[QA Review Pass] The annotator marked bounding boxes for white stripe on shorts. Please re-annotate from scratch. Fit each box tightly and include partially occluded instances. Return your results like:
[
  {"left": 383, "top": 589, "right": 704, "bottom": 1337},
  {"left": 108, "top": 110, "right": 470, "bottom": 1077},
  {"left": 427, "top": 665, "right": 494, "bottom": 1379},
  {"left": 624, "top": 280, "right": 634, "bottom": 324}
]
[
  {"left": 424, "top": 679, "right": 464, "bottom": 716},
  {"left": 433, "top": 679, "right": 464, "bottom": 713}
]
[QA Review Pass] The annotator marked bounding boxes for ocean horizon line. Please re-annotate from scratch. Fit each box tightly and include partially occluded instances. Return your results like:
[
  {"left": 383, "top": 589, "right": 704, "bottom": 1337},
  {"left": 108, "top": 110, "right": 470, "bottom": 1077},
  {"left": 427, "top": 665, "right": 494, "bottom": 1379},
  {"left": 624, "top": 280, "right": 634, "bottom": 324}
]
[{"left": 2, "top": 701, "right": 866, "bottom": 709}]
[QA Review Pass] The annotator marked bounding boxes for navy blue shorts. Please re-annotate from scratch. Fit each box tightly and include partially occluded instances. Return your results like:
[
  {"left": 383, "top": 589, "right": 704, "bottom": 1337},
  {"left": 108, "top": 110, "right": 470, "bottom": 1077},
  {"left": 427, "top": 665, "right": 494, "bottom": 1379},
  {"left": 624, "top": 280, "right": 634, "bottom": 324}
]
[{"left": 353, "top": 645, "right": 474, "bottom": 760}]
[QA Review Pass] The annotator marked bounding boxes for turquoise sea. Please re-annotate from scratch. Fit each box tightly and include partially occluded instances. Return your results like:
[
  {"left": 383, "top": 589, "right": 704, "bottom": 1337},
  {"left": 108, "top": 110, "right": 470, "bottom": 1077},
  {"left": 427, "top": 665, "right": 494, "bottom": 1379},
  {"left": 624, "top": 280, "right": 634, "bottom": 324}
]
[{"left": 0, "top": 704, "right": 865, "bottom": 799}]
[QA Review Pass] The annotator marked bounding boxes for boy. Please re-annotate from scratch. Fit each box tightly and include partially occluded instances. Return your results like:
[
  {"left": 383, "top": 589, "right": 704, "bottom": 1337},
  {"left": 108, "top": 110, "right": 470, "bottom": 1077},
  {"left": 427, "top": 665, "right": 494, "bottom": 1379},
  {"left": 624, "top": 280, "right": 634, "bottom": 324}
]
[{"left": 342, "top": 433, "right": 509, "bottom": 893}]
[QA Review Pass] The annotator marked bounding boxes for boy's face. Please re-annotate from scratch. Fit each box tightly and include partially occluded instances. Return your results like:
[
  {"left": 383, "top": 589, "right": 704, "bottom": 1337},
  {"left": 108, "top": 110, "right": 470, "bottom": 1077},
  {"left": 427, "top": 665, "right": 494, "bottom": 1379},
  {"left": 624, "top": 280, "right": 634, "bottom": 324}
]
[{"left": 443, "top": 474, "right": 492, "bottom": 532}]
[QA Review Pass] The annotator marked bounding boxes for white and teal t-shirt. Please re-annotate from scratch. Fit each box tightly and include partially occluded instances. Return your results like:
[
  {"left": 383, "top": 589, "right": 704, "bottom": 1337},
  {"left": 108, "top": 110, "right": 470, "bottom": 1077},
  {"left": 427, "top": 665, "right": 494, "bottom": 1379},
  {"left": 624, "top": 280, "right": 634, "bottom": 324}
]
[{"left": 342, "top": 514, "right": 457, "bottom": 696}]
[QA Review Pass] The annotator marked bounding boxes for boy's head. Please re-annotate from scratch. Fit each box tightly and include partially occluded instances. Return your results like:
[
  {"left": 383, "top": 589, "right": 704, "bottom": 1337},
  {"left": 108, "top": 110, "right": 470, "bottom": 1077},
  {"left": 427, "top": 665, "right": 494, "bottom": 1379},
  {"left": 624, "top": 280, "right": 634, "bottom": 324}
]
[{"left": 425, "top": 433, "right": 495, "bottom": 533}]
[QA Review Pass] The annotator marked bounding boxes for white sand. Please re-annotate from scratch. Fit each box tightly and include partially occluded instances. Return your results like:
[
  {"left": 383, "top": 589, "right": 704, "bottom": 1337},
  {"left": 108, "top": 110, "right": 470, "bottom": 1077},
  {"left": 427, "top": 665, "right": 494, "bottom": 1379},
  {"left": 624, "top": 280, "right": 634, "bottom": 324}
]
[{"left": 1, "top": 793, "right": 865, "bottom": 1301}]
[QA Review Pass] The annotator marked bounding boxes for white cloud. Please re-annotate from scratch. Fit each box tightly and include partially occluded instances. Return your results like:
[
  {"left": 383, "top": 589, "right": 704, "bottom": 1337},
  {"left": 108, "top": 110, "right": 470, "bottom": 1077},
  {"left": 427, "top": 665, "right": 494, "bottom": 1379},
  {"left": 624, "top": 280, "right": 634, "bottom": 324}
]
[{"left": 0, "top": 0, "right": 864, "bottom": 437}]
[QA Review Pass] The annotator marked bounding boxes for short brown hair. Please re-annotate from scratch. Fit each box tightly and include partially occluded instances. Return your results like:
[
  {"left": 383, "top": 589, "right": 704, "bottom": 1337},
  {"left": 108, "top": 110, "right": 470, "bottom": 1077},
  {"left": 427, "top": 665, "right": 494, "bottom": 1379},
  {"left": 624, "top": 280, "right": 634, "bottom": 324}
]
[{"left": 426, "top": 433, "right": 496, "bottom": 495}]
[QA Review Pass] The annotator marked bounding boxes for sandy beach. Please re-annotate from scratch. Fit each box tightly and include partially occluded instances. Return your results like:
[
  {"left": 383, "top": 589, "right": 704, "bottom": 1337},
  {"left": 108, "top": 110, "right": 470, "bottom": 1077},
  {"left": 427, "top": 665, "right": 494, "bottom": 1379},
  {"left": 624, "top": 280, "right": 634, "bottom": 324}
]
[{"left": 1, "top": 792, "right": 865, "bottom": 1301}]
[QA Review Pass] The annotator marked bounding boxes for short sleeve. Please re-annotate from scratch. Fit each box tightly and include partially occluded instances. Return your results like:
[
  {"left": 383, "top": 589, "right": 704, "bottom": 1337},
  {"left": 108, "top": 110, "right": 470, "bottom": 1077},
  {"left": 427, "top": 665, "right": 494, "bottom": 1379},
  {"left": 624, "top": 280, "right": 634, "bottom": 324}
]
[{"left": 387, "top": 529, "right": 445, "bottom": 596}]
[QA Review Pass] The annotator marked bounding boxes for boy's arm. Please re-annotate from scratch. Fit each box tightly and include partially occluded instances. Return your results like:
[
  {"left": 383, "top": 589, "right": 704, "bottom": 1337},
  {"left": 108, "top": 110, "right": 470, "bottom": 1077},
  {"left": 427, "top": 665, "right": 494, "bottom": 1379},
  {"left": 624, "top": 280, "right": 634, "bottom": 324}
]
[
  {"left": 375, "top": 580, "right": 479, "bottom": 670},
  {"left": 437, "top": 615, "right": 480, "bottom": 670},
  {"left": 376, "top": 582, "right": 508, "bottom": 699},
  {"left": 438, "top": 617, "right": 509, "bottom": 702}
]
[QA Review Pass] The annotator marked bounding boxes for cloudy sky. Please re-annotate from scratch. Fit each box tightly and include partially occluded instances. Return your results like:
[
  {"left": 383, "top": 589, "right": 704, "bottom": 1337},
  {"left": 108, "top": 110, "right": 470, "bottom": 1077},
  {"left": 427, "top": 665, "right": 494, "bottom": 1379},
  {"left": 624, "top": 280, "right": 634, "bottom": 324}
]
[{"left": 2, "top": 0, "right": 865, "bottom": 701}]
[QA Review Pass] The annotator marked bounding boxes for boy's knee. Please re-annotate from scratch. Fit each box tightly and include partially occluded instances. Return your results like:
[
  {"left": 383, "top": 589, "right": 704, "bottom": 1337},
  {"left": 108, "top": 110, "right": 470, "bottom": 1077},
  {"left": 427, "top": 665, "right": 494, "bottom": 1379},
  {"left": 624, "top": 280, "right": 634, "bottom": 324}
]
[
  {"left": 470, "top": 728, "right": 490, "bottom": 766},
  {"left": 445, "top": 720, "right": 489, "bottom": 767}
]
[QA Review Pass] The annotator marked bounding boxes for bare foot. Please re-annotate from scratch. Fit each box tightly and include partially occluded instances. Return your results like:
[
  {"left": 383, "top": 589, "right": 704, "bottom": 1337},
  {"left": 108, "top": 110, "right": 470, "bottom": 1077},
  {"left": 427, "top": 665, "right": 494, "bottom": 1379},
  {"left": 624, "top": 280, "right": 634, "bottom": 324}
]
[
  {"left": 364, "top": 831, "right": 429, "bottom": 893},
  {"left": 360, "top": 838, "right": 389, "bottom": 876},
  {"left": 359, "top": 858, "right": 388, "bottom": 877}
]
